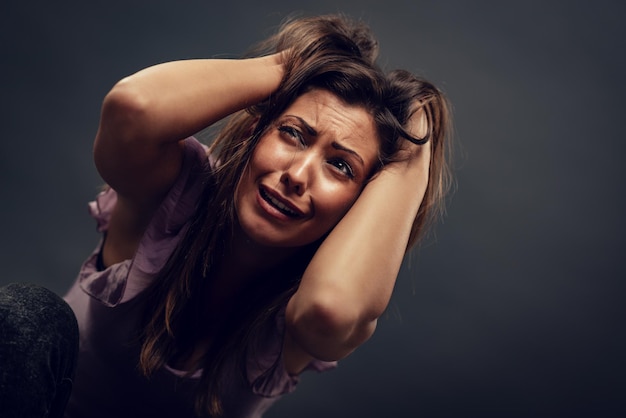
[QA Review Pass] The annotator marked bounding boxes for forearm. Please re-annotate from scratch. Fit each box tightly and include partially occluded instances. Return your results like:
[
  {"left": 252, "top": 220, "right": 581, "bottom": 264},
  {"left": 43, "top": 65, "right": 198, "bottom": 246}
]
[
  {"left": 286, "top": 156, "right": 429, "bottom": 360},
  {"left": 94, "top": 54, "right": 283, "bottom": 199},
  {"left": 102, "top": 54, "right": 283, "bottom": 144}
]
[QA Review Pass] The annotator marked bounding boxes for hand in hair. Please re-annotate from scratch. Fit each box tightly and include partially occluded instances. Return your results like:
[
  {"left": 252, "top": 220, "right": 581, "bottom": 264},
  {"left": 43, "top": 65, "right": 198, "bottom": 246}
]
[{"left": 391, "top": 106, "right": 432, "bottom": 168}]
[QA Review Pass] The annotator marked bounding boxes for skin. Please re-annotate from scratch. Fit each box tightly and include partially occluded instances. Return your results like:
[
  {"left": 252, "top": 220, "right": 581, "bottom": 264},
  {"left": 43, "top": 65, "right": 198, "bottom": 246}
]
[
  {"left": 183, "top": 89, "right": 382, "bottom": 372},
  {"left": 234, "top": 89, "right": 381, "bottom": 249},
  {"left": 95, "top": 55, "right": 284, "bottom": 267},
  {"left": 94, "top": 53, "right": 431, "bottom": 378},
  {"left": 284, "top": 108, "right": 430, "bottom": 371}
]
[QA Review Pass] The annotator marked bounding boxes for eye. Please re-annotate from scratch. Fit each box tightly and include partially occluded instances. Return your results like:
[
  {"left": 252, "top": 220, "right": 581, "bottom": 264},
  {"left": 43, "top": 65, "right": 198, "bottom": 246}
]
[
  {"left": 278, "top": 125, "right": 305, "bottom": 147},
  {"left": 328, "top": 158, "right": 354, "bottom": 178}
]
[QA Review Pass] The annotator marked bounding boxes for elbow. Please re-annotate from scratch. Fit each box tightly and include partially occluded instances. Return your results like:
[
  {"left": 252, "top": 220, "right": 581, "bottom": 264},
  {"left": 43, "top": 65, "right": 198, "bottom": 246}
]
[
  {"left": 93, "top": 79, "right": 154, "bottom": 186},
  {"left": 285, "top": 294, "right": 378, "bottom": 362},
  {"left": 97, "top": 78, "right": 152, "bottom": 146}
]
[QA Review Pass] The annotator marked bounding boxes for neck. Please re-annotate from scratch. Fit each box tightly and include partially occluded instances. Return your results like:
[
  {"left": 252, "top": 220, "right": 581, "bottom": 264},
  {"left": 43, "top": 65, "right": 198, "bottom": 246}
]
[
  {"left": 196, "top": 222, "right": 299, "bottom": 334},
  {"left": 219, "top": 223, "right": 299, "bottom": 285},
  {"left": 174, "top": 224, "right": 305, "bottom": 369}
]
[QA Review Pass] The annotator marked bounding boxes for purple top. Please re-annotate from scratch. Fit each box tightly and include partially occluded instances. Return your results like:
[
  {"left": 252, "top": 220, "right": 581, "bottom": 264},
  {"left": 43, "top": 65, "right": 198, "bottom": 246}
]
[{"left": 63, "top": 137, "right": 336, "bottom": 418}]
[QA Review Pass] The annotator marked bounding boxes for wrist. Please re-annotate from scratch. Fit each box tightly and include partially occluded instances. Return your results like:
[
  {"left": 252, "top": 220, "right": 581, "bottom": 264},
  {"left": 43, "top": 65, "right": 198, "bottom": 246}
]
[
  {"left": 384, "top": 154, "right": 429, "bottom": 178},
  {"left": 256, "top": 53, "right": 284, "bottom": 82}
]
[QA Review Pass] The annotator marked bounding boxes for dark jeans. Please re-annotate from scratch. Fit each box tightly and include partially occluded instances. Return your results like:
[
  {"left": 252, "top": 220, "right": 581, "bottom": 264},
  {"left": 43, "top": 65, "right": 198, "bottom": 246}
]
[{"left": 0, "top": 283, "right": 79, "bottom": 418}]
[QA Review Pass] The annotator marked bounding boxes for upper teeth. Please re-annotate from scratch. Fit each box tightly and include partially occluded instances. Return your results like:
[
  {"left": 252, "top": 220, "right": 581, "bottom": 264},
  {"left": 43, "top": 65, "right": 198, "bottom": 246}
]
[{"left": 265, "top": 191, "right": 298, "bottom": 216}]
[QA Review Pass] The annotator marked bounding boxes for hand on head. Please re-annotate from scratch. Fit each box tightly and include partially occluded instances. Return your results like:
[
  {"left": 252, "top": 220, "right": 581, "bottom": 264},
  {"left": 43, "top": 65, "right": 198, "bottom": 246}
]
[{"left": 387, "top": 103, "right": 431, "bottom": 167}]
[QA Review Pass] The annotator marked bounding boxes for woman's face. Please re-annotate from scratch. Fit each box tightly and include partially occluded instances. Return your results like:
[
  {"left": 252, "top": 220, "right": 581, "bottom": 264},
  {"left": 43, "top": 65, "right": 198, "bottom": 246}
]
[{"left": 235, "top": 89, "right": 380, "bottom": 248}]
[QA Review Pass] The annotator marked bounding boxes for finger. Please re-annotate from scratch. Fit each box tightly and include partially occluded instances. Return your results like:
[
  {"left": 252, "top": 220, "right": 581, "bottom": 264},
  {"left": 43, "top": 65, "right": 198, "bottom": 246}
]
[{"left": 406, "top": 135, "right": 429, "bottom": 146}]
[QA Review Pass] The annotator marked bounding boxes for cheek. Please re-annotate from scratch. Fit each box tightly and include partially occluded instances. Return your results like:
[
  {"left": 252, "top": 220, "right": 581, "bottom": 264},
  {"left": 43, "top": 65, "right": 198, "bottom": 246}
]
[
  {"left": 253, "top": 134, "right": 301, "bottom": 173},
  {"left": 244, "top": 143, "right": 280, "bottom": 185},
  {"left": 316, "top": 185, "right": 362, "bottom": 225},
  {"left": 252, "top": 135, "right": 278, "bottom": 163}
]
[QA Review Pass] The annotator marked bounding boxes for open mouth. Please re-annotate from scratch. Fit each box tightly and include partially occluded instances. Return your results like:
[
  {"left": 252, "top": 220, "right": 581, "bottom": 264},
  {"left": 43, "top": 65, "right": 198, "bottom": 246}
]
[{"left": 259, "top": 188, "right": 301, "bottom": 218}]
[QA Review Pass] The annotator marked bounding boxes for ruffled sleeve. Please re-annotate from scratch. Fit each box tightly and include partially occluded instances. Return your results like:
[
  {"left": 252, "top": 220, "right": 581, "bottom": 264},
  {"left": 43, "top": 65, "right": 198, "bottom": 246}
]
[
  {"left": 247, "top": 306, "right": 337, "bottom": 398},
  {"left": 78, "top": 137, "right": 209, "bottom": 307},
  {"left": 88, "top": 187, "right": 117, "bottom": 233}
]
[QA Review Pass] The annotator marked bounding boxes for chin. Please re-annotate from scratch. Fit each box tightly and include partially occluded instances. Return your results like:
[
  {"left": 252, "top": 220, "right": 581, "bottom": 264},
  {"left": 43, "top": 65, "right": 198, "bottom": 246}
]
[{"left": 237, "top": 218, "right": 317, "bottom": 250}]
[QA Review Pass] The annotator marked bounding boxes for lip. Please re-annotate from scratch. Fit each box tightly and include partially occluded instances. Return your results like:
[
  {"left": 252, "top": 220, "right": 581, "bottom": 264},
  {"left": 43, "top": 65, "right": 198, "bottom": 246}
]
[{"left": 257, "top": 185, "right": 307, "bottom": 220}]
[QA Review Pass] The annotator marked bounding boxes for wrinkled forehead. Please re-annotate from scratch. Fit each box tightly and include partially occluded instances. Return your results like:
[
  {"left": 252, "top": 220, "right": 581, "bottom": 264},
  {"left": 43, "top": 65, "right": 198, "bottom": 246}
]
[
  {"left": 285, "top": 88, "right": 381, "bottom": 148},
  {"left": 284, "top": 90, "right": 381, "bottom": 172}
]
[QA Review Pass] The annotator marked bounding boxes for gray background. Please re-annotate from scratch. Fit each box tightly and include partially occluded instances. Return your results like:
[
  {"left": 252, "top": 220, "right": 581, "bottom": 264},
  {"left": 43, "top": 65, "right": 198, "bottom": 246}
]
[{"left": 2, "top": 0, "right": 624, "bottom": 417}]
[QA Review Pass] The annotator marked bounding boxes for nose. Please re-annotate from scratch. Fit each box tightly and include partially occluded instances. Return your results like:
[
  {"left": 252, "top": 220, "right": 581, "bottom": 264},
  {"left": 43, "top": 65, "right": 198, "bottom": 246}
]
[{"left": 280, "top": 151, "right": 315, "bottom": 196}]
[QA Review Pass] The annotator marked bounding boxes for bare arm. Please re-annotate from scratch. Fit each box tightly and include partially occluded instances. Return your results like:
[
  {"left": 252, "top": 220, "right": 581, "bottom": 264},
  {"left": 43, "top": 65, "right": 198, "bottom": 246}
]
[
  {"left": 95, "top": 54, "right": 283, "bottom": 200},
  {"left": 284, "top": 111, "right": 430, "bottom": 366},
  {"left": 94, "top": 55, "right": 283, "bottom": 265}
]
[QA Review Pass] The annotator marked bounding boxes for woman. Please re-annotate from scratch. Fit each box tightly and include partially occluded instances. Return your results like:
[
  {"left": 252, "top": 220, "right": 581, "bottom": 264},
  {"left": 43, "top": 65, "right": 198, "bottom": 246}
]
[{"left": 0, "top": 14, "right": 451, "bottom": 418}]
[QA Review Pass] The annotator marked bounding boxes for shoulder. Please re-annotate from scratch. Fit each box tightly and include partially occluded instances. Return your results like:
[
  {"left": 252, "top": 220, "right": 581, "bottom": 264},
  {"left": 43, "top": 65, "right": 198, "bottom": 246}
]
[
  {"left": 101, "top": 137, "right": 209, "bottom": 267},
  {"left": 77, "top": 137, "right": 210, "bottom": 306}
]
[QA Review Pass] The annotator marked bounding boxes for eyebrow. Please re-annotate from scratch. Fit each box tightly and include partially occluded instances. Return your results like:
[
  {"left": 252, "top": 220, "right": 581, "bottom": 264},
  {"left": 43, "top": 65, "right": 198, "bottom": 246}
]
[
  {"left": 331, "top": 142, "right": 364, "bottom": 166},
  {"left": 287, "top": 115, "right": 318, "bottom": 136},
  {"left": 285, "top": 115, "right": 365, "bottom": 166}
]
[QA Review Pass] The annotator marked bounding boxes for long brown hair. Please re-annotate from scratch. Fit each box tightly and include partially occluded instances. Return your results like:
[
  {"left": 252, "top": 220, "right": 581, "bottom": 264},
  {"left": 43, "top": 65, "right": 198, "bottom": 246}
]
[
  {"left": 138, "top": 14, "right": 451, "bottom": 417},
  {"left": 385, "top": 69, "right": 454, "bottom": 248}
]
